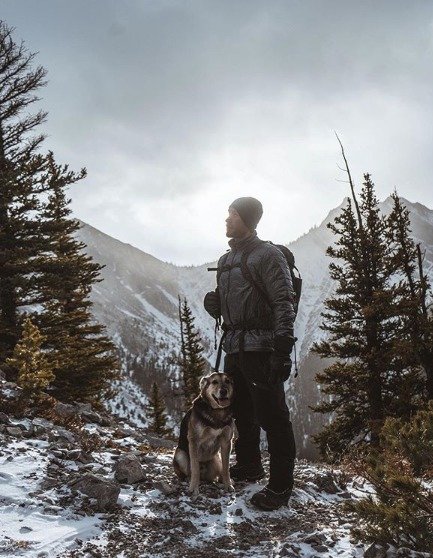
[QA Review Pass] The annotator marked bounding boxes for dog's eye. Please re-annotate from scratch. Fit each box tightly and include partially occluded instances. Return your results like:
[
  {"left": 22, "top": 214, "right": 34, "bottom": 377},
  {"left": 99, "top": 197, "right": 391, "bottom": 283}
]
[{"left": 212, "top": 380, "right": 219, "bottom": 385}]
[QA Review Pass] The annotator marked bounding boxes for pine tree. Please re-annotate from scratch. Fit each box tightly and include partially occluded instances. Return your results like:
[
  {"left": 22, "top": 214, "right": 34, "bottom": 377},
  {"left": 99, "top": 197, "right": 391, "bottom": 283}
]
[
  {"left": 33, "top": 152, "right": 120, "bottom": 402},
  {"left": 386, "top": 192, "right": 433, "bottom": 400},
  {"left": 347, "top": 403, "right": 433, "bottom": 552},
  {"left": 312, "top": 171, "right": 423, "bottom": 458},
  {"left": 5, "top": 316, "right": 54, "bottom": 398},
  {"left": 178, "top": 296, "right": 207, "bottom": 408},
  {"left": 0, "top": 23, "right": 120, "bottom": 402},
  {"left": 0, "top": 21, "right": 50, "bottom": 373},
  {"left": 147, "top": 381, "right": 171, "bottom": 437}
]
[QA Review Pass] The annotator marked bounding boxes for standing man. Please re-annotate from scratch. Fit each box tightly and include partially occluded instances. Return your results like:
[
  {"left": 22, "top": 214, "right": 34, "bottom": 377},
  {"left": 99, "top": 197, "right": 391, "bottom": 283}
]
[{"left": 204, "top": 196, "right": 296, "bottom": 511}]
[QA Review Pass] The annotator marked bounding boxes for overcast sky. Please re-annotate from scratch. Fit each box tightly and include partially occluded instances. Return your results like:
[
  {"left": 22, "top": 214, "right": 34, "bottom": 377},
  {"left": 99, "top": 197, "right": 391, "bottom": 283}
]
[{"left": 2, "top": 0, "right": 433, "bottom": 265}]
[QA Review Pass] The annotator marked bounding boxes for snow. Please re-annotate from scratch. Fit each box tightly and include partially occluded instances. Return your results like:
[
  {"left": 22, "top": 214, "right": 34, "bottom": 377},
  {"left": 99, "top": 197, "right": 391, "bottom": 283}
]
[
  {"left": 1, "top": 406, "right": 424, "bottom": 557},
  {"left": 0, "top": 438, "right": 103, "bottom": 558},
  {"left": 134, "top": 292, "right": 179, "bottom": 336}
]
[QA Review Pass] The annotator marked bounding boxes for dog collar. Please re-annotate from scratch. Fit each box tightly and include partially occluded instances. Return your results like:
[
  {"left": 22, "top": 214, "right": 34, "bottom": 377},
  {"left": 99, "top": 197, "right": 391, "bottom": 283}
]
[{"left": 193, "top": 398, "right": 233, "bottom": 429}]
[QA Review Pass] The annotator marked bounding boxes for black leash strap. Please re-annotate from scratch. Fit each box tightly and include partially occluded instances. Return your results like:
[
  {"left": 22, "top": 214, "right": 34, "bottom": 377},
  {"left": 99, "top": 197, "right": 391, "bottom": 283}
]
[{"left": 214, "top": 327, "right": 227, "bottom": 372}]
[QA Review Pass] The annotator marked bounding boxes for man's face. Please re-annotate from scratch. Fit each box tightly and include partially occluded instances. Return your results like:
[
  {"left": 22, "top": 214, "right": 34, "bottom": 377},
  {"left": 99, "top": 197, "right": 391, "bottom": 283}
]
[{"left": 225, "top": 207, "right": 251, "bottom": 238}]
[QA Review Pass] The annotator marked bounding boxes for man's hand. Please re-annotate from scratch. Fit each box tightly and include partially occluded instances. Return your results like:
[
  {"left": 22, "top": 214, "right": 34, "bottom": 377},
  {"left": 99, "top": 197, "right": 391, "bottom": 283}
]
[
  {"left": 269, "top": 334, "right": 295, "bottom": 383},
  {"left": 203, "top": 289, "right": 221, "bottom": 320},
  {"left": 269, "top": 353, "right": 292, "bottom": 383}
]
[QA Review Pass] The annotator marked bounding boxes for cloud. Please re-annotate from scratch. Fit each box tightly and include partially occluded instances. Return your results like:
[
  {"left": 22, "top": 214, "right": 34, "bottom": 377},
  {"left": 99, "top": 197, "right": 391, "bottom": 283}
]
[{"left": 1, "top": 0, "right": 433, "bottom": 264}]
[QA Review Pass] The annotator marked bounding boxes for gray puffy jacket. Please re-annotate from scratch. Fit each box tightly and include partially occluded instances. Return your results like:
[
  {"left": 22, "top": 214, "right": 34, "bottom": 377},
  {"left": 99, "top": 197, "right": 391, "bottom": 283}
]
[{"left": 209, "top": 231, "right": 296, "bottom": 354}]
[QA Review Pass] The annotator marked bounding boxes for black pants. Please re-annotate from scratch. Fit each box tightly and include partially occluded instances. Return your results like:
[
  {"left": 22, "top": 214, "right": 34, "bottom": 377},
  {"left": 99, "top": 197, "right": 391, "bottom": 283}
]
[{"left": 224, "top": 350, "right": 296, "bottom": 492}]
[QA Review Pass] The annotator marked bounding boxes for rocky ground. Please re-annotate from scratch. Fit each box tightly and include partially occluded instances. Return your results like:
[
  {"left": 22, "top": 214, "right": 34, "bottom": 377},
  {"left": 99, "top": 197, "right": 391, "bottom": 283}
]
[{"left": 1, "top": 379, "right": 432, "bottom": 558}]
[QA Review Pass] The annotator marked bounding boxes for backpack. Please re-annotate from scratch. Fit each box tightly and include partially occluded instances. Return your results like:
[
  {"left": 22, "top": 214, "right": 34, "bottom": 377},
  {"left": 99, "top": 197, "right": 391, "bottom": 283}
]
[
  {"left": 241, "top": 241, "right": 302, "bottom": 317},
  {"left": 215, "top": 240, "right": 302, "bottom": 318}
]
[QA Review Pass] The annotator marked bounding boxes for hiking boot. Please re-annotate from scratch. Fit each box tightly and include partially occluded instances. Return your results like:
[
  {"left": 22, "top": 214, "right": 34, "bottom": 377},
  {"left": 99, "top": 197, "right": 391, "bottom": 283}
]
[
  {"left": 229, "top": 462, "right": 265, "bottom": 482},
  {"left": 249, "top": 484, "right": 292, "bottom": 511}
]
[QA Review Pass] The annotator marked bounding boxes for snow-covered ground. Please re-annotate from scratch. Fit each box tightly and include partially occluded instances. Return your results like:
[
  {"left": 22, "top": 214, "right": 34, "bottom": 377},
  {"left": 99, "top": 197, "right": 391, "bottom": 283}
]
[
  {"left": 0, "top": 437, "right": 103, "bottom": 557},
  {"left": 0, "top": 412, "right": 382, "bottom": 558}
]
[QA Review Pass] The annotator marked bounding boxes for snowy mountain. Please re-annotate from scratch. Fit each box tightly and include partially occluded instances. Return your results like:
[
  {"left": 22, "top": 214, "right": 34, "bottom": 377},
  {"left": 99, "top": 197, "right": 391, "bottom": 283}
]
[{"left": 75, "top": 197, "right": 433, "bottom": 459}]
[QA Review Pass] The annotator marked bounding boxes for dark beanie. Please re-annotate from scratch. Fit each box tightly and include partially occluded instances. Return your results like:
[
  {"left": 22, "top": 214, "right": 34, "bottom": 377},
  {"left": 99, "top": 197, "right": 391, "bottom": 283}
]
[{"left": 229, "top": 197, "right": 263, "bottom": 231}]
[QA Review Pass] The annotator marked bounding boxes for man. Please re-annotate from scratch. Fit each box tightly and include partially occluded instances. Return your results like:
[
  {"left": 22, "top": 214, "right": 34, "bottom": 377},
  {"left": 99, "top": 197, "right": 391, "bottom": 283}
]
[{"left": 203, "top": 196, "right": 296, "bottom": 511}]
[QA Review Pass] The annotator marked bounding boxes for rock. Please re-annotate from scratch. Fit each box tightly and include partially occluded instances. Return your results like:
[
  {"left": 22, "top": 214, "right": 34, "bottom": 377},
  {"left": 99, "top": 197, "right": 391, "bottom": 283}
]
[
  {"left": 304, "top": 533, "right": 327, "bottom": 545},
  {"left": 0, "top": 412, "right": 10, "bottom": 425},
  {"left": 364, "top": 543, "right": 388, "bottom": 558},
  {"left": 141, "top": 434, "right": 177, "bottom": 449},
  {"left": 32, "top": 417, "right": 53, "bottom": 436},
  {"left": 396, "top": 549, "right": 431, "bottom": 558},
  {"left": 312, "top": 471, "right": 340, "bottom": 494},
  {"left": 6, "top": 426, "right": 22, "bottom": 437},
  {"left": 155, "top": 480, "right": 176, "bottom": 496},
  {"left": 77, "top": 452, "right": 94, "bottom": 464},
  {"left": 50, "top": 427, "right": 76, "bottom": 446},
  {"left": 54, "top": 402, "right": 78, "bottom": 419},
  {"left": 51, "top": 449, "right": 66, "bottom": 459},
  {"left": 113, "top": 453, "right": 146, "bottom": 484},
  {"left": 209, "top": 503, "right": 223, "bottom": 515},
  {"left": 80, "top": 410, "right": 104, "bottom": 424},
  {"left": 69, "top": 473, "right": 120, "bottom": 511},
  {"left": 40, "top": 477, "right": 59, "bottom": 490},
  {"left": 234, "top": 508, "right": 243, "bottom": 516},
  {"left": 75, "top": 402, "right": 92, "bottom": 414}
]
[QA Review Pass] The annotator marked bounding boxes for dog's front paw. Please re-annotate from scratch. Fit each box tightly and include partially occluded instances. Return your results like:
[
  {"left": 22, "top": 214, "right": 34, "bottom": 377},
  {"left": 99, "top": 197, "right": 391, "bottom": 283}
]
[
  {"left": 224, "top": 481, "right": 235, "bottom": 493},
  {"left": 188, "top": 484, "right": 200, "bottom": 501}
]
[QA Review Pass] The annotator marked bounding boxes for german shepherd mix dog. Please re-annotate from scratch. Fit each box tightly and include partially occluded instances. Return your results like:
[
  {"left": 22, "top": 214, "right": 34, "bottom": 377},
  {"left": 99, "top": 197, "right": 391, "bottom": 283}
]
[{"left": 173, "top": 372, "right": 235, "bottom": 499}]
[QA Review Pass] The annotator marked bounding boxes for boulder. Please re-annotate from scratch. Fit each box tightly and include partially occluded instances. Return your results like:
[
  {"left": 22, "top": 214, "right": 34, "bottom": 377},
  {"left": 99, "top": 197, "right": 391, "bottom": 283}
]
[
  {"left": 113, "top": 453, "right": 146, "bottom": 484},
  {"left": 54, "top": 402, "right": 78, "bottom": 419},
  {"left": 6, "top": 426, "right": 22, "bottom": 437},
  {"left": 69, "top": 473, "right": 120, "bottom": 511}
]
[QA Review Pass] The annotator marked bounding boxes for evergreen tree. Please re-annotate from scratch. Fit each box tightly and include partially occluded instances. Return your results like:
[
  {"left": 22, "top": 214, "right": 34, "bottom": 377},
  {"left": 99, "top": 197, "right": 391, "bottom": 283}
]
[
  {"left": 33, "top": 152, "right": 120, "bottom": 402},
  {"left": 386, "top": 192, "right": 433, "bottom": 400},
  {"left": 0, "top": 21, "right": 50, "bottom": 372},
  {"left": 147, "top": 381, "right": 171, "bottom": 437},
  {"left": 0, "top": 22, "right": 119, "bottom": 400},
  {"left": 312, "top": 172, "right": 422, "bottom": 458},
  {"left": 178, "top": 296, "right": 207, "bottom": 408},
  {"left": 347, "top": 403, "right": 433, "bottom": 552},
  {"left": 5, "top": 316, "right": 54, "bottom": 398}
]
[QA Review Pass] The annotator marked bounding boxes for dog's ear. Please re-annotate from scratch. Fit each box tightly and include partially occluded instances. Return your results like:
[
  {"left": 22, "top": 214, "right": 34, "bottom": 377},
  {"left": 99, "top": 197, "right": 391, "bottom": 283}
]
[{"left": 199, "top": 375, "right": 210, "bottom": 391}]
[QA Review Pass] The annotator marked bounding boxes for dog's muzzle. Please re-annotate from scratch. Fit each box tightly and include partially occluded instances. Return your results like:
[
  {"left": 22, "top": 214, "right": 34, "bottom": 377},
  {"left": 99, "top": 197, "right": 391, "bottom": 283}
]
[{"left": 212, "top": 392, "right": 230, "bottom": 407}]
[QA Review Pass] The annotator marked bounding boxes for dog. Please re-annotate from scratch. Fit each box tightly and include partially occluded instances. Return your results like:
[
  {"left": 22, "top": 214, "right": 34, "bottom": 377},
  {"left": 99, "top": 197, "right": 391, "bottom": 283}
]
[{"left": 173, "top": 372, "right": 235, "bottom": 499}]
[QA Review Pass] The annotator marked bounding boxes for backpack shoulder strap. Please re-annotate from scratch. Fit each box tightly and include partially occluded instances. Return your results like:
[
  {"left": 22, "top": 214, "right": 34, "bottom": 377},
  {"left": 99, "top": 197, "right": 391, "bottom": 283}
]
[
  {"left": 216, "top": 250, "right": 230, "bottom": 286},
  {"left": 240, "top": 241, "right": 272, "bottom": 308}
]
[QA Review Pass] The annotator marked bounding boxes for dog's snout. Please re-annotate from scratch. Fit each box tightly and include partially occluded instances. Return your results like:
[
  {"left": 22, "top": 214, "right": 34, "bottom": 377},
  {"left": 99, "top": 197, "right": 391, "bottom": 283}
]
[{"left": 220, "top": 388, "right": 228, "bottom": 397}]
